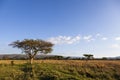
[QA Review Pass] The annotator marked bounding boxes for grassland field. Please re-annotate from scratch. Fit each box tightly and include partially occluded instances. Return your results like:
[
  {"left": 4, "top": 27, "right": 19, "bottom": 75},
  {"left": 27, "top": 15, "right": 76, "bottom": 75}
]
[{"left": 0, "top": 60, "right": 120, "bottom": 80}]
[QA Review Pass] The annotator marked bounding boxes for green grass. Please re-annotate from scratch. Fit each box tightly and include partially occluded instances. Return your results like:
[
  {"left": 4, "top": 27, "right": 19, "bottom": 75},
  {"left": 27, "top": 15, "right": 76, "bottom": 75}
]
[{"left": 0, "top": 60, "right": 120, "bottom": 80}]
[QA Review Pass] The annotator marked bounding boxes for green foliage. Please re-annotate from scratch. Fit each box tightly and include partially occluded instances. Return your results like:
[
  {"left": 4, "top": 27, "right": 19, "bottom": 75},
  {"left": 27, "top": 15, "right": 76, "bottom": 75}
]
[
  {"left": 83, "top": 54, "right": 94, "bottom": 60},
  {"left": 9, "top": 39, "right": 54, "bottom": 64}
]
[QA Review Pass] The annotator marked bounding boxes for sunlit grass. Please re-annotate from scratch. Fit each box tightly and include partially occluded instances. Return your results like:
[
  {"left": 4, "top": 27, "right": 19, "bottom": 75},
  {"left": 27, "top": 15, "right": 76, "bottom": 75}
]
[{"left": 0, "top": 60, "right": 120, "bottom": 80}]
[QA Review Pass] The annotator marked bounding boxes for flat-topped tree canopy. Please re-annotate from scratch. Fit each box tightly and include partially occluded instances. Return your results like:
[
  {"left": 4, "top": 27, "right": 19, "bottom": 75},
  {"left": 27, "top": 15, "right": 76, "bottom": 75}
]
[
  {"left": 9, "top": 39, "right": 54, "bottom": 64},
  {"left": 83, "top": 54, "right": 94, "bottom": 60}
]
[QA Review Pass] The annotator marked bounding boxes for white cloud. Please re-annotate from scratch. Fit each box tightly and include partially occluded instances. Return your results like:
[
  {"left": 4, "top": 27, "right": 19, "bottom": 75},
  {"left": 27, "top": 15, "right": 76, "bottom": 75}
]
[
  {"left": 115, "top": 37, "right": 120, "bottom": 41},
  {"left": 48, "top": 34, "right": 110, "bottom": 44},
  {"left": 111, "top": 44, "right": 120, "bottom": 48},
  {"left": 83, "top": 35, "right": 94, "bottom": 42},
  {"left": 95, "top": 33, "right": 109, "bottom": 41},
  {"left": 47, "top": 35, "right": 81, "bottom": 45},
  {"left": 96, "top": 33, "right": 102, "bottom": 37},
  {"left": 101, "top": 37, "right": 108, "bottom": 40},
  {"left": 83, "top": 35, "right": 92, "bottom": 40}
]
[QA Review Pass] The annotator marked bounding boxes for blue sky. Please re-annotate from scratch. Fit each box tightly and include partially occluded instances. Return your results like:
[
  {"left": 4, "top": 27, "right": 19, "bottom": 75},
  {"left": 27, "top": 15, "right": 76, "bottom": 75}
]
[{"left": 0, "top": 0, "right": 120, "bottom": 57}]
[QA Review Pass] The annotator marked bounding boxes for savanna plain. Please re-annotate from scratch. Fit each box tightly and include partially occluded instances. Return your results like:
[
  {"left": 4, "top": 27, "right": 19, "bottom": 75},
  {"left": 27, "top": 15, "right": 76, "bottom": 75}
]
[{"left": 0, "top": 60, "right": 120, "bottom": 80}]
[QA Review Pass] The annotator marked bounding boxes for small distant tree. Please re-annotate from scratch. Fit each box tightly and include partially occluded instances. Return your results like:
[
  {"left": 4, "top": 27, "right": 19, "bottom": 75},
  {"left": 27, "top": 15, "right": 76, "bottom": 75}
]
[
  {"left": 9, "top": 39, "right": 54, "bottom": 64},
  {"left": 102, "top": 57, "right": 108, "bottom": 60},
  {"left": 83, "top": 54, "right": 94, "bottom": 60}
]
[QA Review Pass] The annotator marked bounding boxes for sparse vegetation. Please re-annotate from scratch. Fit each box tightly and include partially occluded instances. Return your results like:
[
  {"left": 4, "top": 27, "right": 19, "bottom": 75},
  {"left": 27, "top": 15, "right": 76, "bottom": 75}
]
[{"left": 0, "top": 60, "right": 120, "bottom": 80}]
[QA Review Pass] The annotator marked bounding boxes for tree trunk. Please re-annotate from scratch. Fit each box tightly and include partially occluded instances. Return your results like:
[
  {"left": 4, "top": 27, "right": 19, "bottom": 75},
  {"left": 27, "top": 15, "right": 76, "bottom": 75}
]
[{"left": 30, "top": 58, "right": 34, "bottom": 64}]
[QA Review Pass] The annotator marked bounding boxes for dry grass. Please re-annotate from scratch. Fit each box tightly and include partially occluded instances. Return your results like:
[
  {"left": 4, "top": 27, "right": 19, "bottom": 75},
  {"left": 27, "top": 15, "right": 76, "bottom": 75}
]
[
  {"left": 0, "top": 59, "right": 120, "bottom": 66},
  {"left": 0, "top": 60, "right": 120, "bottom": 80}
]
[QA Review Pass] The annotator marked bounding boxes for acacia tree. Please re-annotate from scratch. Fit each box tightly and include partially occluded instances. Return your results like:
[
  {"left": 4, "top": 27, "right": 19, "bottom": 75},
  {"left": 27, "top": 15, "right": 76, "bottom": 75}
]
[
  {"left": 9, "top": 39, "right": 54, "bottom": 64},
  {"left": 83, "top": 54, "right": 94, "bottom": 60}
]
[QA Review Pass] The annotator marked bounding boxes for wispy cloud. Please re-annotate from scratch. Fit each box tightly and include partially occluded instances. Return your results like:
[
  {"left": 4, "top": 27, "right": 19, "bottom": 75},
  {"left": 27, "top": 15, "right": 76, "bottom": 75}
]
[
  {"left": 96, "top": 33, "right": 102, "bottom": 37},
  {"left": 95, "top": 33, "right": 108, "bottom": 41},
  {"left": 83, "top": 35, "right": 94, "bottom": 42},
  {"left": 48, "top": 34, "right": 111, "bottom": 44},
  {"left": 47, "top": 34, "right": 120, "bottom": 50},
  {"left": 47, "top": 35, "right": 81, "bottom": 45},
  {"left": 101, "top": 37, "right": 108, "bottom": 40},
  {"left": 111, "top": 44, "right": 120, "bottom": 48},
  {"left": 115, "top": 37, "right": 120, "bottom": 41}
]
